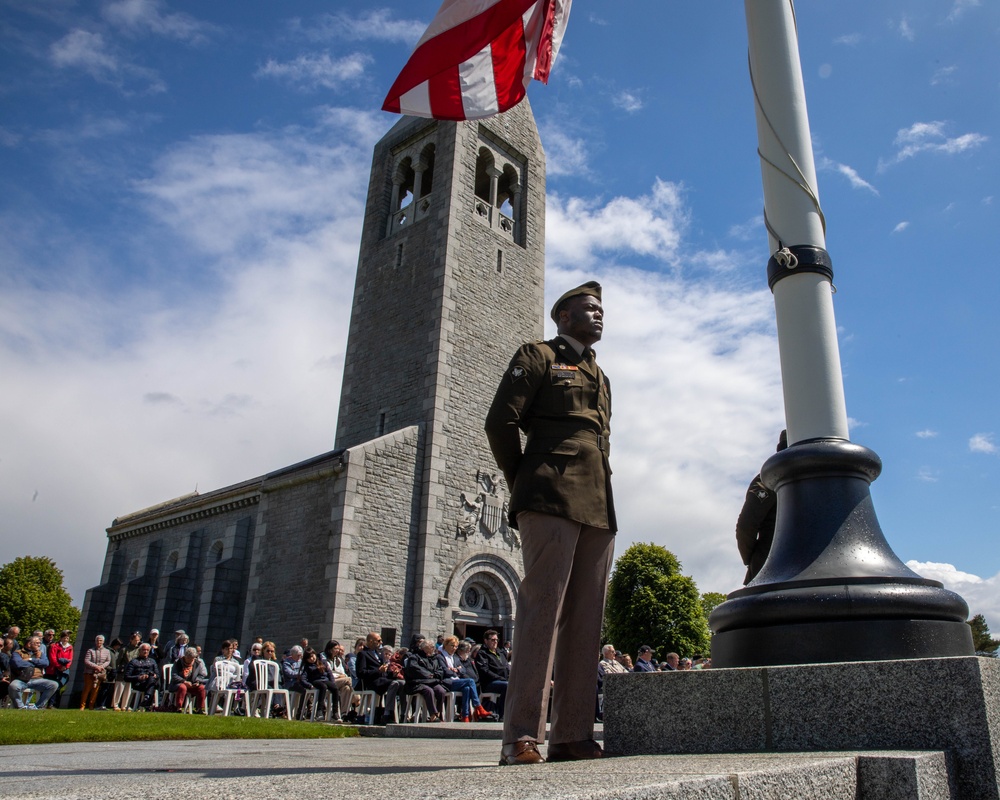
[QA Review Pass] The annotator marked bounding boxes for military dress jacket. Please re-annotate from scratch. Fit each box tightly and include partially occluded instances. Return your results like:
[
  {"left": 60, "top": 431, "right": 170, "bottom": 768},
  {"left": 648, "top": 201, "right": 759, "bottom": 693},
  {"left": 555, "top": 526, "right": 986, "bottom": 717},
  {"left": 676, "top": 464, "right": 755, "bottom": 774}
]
[{"left": 484, "top": 336, "right": 616, "bottom": 532}]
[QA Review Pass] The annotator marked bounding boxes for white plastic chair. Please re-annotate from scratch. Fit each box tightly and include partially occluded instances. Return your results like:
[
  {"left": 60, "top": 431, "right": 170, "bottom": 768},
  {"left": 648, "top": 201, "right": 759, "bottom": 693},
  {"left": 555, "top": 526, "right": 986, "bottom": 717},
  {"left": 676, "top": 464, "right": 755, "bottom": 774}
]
[
  {"left": 207, "top": 660, "right": 241, "bottom": 716},
  {"left": 161, "top": 663, "right": 193, "bottom": 712},
  {"left": 403, "top": 693, "right": 430, "bottom": 722},
  {"left": 354, "top": 690, "right": 379, "bottom": 724},
  {"left": 246, "top": 660, "right": 290, "bottom": 719},
  {"left": 291, "top": 688, "right": 321, "bottom": 721}
]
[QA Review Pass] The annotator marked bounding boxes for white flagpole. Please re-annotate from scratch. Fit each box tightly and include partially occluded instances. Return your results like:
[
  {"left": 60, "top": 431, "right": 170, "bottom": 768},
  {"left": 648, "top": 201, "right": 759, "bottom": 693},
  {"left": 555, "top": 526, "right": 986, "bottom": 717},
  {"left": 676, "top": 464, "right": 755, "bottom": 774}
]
[
  {"left": 709, "top": 0, "right": 973, "bottom": 668},
  {"left": 746, "top": 0, "right": 848, "bottom": 445}
]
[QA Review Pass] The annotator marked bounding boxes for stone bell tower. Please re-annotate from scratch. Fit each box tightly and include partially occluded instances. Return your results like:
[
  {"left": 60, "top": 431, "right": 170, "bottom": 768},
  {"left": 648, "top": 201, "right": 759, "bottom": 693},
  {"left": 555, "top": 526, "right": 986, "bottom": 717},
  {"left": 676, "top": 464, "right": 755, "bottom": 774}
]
[{"left": 335, "top": 100, "right": 546, "bottom": 639}]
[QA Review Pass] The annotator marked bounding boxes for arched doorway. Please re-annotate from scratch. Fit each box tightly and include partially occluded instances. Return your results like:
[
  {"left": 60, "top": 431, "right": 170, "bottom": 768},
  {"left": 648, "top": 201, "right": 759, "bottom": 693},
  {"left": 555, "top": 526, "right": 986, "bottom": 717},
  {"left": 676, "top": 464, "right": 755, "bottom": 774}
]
[{"left": 447, "top": 553, "right": 521, "bottom": 644}]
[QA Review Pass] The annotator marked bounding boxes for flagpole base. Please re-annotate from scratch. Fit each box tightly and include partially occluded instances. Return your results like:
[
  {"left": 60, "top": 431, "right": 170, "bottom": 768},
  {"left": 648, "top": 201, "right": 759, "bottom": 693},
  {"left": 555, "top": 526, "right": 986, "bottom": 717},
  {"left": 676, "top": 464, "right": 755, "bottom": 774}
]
[{"left": 710, "top": 438, "right": 974, "bottom": 667}]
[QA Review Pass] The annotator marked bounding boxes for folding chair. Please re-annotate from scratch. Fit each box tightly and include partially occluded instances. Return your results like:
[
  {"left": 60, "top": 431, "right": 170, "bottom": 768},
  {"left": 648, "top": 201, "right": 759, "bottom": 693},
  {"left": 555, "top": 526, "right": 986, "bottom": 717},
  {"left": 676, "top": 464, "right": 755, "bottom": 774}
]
[
  {"left": 246, "top": 660, "right": 291, "bottom": 719},
  {"left": 207, "top": 660, "right": 241, "bottom": 716}
]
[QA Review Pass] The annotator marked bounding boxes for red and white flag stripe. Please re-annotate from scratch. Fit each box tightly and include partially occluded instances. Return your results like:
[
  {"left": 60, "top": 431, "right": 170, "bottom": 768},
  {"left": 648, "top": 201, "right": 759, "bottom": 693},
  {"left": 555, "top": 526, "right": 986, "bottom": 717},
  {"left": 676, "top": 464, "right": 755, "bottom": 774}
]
[{"left": 382, "top": 0, "right": 572, "bottom": 121}]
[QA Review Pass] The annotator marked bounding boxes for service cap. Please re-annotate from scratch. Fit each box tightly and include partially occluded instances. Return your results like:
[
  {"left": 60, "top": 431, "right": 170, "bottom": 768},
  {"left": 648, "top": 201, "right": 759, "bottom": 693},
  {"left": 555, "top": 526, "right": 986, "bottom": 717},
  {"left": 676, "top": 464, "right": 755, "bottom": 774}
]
[{"left": 550, "top": 281, "right": 602, "bottom": 322}]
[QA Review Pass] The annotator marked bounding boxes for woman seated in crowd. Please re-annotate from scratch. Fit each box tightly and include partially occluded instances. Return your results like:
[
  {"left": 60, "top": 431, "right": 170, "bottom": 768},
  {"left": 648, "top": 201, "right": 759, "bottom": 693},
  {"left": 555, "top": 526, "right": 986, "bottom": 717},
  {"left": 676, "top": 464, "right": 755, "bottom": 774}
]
[
  {"left": 403, "top": 638, "right": 448, "bottom": 722},
  {"left": 438, "top": 635, "right": 490, "bottom": 722},
  {"left": 245, "top": 641, "right": 279, "bottom": 691},
  {"left": 296, "top": 646, "right": 336, "bottom": 720},
  {"left": 169, "top": 646, "right": 208, "bottom": 713},
  {"left": 208, "top": 640, "right": 243, "bottom": 691},
  {"left": 321, "top": 640, "right": 354, "bottom": 722}
]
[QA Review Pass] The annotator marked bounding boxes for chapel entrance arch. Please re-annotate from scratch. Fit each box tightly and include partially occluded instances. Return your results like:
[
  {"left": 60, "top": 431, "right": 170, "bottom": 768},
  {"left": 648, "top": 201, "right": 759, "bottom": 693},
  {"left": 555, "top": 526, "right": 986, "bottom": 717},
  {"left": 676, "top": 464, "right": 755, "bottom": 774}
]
[{"left": 447, "top": 553, "right": 520, "bottom": 644}]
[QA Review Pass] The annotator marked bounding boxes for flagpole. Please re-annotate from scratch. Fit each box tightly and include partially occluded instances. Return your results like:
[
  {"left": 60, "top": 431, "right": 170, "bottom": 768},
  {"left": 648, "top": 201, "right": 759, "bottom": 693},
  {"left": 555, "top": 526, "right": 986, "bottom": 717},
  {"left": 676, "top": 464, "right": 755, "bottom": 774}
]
[{"left": 709, "top": 0, "right": 973, "bottom": 666}]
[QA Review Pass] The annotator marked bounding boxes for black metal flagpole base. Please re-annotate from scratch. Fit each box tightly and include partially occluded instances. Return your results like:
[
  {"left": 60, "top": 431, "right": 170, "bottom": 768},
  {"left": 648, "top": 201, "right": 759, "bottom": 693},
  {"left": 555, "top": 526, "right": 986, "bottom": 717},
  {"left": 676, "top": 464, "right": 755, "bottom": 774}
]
[{"left": 710, "top": 438, "right": 974, "bottom": 667}]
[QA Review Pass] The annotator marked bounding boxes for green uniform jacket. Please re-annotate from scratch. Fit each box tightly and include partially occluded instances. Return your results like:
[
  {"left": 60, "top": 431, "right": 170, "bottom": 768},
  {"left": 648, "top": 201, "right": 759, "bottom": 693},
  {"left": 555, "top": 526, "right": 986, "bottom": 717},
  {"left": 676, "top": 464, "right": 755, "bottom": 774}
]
[{"left": 484, "top": 336, "right": 616, "bottom": 532}]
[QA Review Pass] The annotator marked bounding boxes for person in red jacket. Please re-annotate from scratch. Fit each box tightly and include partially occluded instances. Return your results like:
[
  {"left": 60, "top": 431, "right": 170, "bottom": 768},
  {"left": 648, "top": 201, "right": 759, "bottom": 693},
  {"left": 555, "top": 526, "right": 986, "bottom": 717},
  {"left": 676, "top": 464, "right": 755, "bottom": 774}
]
[{"left": 44, "top": 630, "right": 74, "bottom": 707}]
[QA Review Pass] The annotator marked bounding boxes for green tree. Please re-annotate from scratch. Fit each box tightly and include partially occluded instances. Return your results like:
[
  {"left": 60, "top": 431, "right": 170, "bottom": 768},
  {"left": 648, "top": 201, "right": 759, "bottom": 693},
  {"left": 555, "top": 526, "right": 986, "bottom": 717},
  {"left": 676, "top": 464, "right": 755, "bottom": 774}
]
[
  {"left": 604, "top": 542, "right": 711, "bottom": 661},
  {"left": 0, "top": 556, "right": 80, "bottom": 637},
  {"left": 700, "top": 591, "right": 727, "bottom": 622},
  {"left": 968, "top": 614, "right": 1000, "bottom": 655}
]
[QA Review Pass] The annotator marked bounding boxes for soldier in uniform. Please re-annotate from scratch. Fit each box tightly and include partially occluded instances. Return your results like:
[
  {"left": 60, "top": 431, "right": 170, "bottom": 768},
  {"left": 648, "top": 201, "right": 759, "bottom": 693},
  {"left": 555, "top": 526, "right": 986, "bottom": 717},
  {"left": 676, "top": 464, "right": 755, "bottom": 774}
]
[
  {"left": 485, "top": 281, "right": 615, "bottom": 766},
  {"left": 736, "top": 429, "right": 787, "bottom": 583}
]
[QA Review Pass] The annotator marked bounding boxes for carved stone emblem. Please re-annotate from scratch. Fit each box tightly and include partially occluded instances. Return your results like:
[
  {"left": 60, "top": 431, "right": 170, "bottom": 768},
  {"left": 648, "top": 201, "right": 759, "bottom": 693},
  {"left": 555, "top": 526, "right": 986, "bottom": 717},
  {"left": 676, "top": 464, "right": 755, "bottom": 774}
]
[{"left": 457, "top": 470, "right": 520, "bottom": 550}]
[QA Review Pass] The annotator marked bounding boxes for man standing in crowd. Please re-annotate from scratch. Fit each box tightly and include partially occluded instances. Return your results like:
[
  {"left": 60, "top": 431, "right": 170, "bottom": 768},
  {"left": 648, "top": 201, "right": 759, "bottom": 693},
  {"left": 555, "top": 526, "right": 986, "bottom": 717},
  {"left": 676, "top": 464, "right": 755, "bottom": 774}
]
[
  {"left": 80, "top": 635, "right": 112, "bottom": 709},
  {"left": 736, "top": 430, "right": 787, "bottom": 583},
  {"left": 485, "top": 281, "right": 616, "bottom": 766}
]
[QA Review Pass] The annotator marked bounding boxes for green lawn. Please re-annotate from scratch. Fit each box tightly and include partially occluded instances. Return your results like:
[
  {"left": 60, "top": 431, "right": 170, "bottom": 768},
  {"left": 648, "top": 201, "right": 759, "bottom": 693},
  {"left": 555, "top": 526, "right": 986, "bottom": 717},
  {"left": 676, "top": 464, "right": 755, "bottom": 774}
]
[{"left": 0, "top": 709, "right": 359, "bottom": 746}]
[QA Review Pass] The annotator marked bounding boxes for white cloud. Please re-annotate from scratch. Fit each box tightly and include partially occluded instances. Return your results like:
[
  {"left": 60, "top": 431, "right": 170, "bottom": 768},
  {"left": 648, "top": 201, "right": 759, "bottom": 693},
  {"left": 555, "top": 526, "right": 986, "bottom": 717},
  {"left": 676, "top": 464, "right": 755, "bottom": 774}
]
[
  {"left": 931, "top": 65, "right": 958, "bottom": 86},
  {"left": 907, "top": 561, "right": 1000, "bottom": 631},
  {"left": 539, "top": 125, "right": 591, "bottom": 178},
  {"left": 915, "top": 429, "right": 937, "bottom": 438},
  {"left": 613, "top": 91, "right": 643, "bottom": 113},
  {"left": 728, "top": 215, "right": 765, "bottom": 242},
  {"left": 947, "top": 0, "right": 981, "bottom": 22},
  {"left": 834, "top": 33, "right": 862, "bottom": 46},
  {"left": 897, "top": 17, "right": 916, "bottom": 42},
  {"left": 50, "top": 29, "right": 118, "bottom": 74},
  {"left": 970, "top": 433, "right": 997, "bottom": 454},
  {"left": 878, "top": 121, "right": 988, "bottom": 171},
  {"left": 295, "top": 10, "right": 427, "bottom": 44},
  {"left": 819, "top": 157, "right": 878, "bottom": 195},
  {"left": 255, "top": 52, "right": 371, "bottom": 91},
  {"left": 892, "top": 221, "right": 909, "bottom": 234},
  {"left": 49, "top": 28, "right": 165, "bottom": 93},
  {"left": 916, "top": 467, "right": 939, "bottom": 483},
  {"left": 546, "top": 179, "right": 688, "bottom": 266},
  {"left": 0, "top": 110, "right": 380, "bottom": 604},
  {"left": 102, "top": 0, "right": 214, "bottom": 44}
]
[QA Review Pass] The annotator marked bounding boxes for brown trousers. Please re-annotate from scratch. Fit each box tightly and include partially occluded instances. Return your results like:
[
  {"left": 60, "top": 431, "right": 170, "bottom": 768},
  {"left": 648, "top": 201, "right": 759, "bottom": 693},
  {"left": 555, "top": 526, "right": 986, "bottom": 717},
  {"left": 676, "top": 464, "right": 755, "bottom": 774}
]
[
  {"left": 80, "top": 673, "right": 104, "bottom": 709},
  {"left": 502, "top": 511, "right": 615, "bottom": 746}
]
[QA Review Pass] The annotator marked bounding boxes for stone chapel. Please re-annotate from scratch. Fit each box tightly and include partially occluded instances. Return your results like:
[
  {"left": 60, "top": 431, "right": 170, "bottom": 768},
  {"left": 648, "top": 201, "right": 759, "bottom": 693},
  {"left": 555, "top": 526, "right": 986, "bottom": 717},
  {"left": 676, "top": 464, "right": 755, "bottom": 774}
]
[{"left": 71, "top": 100, "right": 547, "bottom": 684}]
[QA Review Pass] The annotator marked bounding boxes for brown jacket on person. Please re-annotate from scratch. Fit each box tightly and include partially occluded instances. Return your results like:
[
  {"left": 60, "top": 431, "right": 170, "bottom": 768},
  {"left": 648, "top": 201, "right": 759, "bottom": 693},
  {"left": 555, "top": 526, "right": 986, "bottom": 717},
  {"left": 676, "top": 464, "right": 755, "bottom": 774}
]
[{"left": 484, "top": 336, "right": 616, "bottom": 531}]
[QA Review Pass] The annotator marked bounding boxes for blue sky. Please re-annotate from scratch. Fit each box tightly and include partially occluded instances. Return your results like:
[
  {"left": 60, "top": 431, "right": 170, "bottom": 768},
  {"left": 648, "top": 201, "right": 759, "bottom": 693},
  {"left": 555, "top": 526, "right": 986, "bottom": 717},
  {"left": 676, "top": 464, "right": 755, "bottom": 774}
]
[{"left": 2, "top": 1, "right": 999, "bottom": 633}]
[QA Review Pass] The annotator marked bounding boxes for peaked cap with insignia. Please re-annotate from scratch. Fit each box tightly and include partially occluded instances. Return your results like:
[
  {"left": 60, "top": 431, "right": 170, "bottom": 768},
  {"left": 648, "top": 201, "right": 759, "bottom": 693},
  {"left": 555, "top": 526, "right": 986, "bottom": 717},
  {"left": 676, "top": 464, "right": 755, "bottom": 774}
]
[{"left": 550, "top": 281, "right": 602, "bottom": 322}]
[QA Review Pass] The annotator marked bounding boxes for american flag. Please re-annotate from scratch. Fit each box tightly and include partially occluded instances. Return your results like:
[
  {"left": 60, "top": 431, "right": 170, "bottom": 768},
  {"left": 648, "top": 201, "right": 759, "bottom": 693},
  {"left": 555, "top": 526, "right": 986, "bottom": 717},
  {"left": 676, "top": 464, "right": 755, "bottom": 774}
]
[{"left": 382, "top": 0, "right": 572, "bottom": 121}]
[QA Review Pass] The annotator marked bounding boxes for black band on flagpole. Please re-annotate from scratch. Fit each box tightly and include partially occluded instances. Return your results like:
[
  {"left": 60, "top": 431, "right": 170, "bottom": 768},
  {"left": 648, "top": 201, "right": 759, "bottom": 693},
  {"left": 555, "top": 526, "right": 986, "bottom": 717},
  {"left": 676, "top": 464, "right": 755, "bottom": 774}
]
[{"left": 767, "top": 244, "right": 833, "bottom": 291}]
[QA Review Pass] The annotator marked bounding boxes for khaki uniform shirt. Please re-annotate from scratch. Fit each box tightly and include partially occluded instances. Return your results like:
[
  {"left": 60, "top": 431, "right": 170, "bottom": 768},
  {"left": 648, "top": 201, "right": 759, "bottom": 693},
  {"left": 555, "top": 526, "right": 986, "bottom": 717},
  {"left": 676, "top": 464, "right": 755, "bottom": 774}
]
[{"left": 485, "top": 336, "right": 616, "bottom": 531}]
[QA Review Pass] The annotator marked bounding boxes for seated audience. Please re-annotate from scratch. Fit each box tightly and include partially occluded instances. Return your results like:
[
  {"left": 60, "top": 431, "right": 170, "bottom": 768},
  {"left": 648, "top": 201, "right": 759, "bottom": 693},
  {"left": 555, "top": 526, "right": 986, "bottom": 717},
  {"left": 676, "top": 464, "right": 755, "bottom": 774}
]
[
  {"left": 356, "top": 632, "right": 404, "bottom": 725},
  {"left": 474, "top": 629, "right": 509, "bottom": 719},
  {"left": 124, "top": 643, "right": 159, "bottom": 709},
  {"left": 170, "top": 646, "right": 208, "bottom": 712},
  {"left": 321, "top": 640, "right": 354, "bottom": 722},
  {"left": 8, "top": 636, "right": 59, "bottom": 709},
  {"left": 633, "top": 645, "right": 657, "bottom": 672},
  {"left": 438, "top": 635, "right": 489, "bottom": 721},
  {"left": 112, "top": 632, "right": 142, "bottom": 711},
  {"left": 404, "top": 638, "right": 448, "bottom": 722}
]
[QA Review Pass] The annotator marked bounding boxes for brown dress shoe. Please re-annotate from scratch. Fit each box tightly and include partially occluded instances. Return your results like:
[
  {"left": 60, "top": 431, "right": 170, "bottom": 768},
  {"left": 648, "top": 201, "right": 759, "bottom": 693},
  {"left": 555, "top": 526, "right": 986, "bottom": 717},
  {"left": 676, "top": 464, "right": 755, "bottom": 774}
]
[
  {"left": 498, "top": 739, "right": 544, "bottom": 765},
  {"left": 545, "top": 739, "right": 604, "bottom": 762}
]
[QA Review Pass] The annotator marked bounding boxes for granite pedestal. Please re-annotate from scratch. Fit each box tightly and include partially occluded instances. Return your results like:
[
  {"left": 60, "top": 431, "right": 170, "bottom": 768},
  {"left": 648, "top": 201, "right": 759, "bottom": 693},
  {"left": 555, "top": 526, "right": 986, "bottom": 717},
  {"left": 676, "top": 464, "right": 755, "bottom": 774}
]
[{"left": 604, "top": 656, "right": 1000, "bottom": 799}]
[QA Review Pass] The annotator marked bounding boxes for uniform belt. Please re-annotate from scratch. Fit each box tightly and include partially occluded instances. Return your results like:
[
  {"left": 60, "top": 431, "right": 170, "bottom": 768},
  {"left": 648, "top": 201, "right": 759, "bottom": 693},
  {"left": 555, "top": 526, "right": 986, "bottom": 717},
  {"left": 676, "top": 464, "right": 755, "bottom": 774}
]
[{"left": 527, "top": 429, "right": 609, "bottom": 455}]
